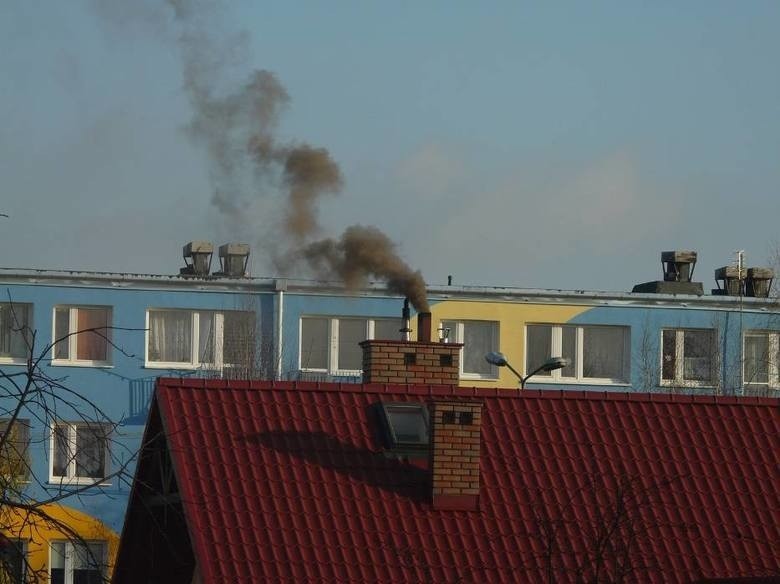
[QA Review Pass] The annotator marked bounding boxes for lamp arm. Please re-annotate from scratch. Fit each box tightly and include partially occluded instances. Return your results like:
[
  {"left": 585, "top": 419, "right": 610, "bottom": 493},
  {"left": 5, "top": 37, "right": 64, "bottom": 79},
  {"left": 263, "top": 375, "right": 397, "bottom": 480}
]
[
  {"left": 503, "top": 362, "right": 524, "bottom": 385},
  {"left": 520, "top": 363, "right": 549, "bottom": 390}
]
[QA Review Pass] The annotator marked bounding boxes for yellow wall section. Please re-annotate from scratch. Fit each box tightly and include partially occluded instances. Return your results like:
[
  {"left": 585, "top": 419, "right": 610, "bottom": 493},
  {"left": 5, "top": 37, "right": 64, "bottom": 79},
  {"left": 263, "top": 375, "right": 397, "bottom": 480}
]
[
  {"left": 426, "top": 300, "right": 590, "bottom": 388},
  {"left": 1, "top": 503, "right": 118, "bottom": 582}
]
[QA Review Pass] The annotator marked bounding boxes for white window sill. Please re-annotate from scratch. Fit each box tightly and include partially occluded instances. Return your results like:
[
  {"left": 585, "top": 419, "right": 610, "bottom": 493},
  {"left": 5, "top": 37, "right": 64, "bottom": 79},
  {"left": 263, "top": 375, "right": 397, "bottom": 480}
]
[
  {"left": 48, "top": 478, "right": 112, "bottom": 487},
  {"left": 0, "top": 358, "right": 27, "bottom": 366},
  {"left": 461, "top": 374, "right": 500, "bottom": 382},
  {"left": 50, "top": 360, "right": 113, "bottom": 368},
  {"left": 144, "top": 362, "right": 215, "bottom": 370},
  {"left": 660, "top": 380, "right": 717, "bottom": 389},
  {"left": 530, "top": 378, "right": 632, "bottom": 387}
]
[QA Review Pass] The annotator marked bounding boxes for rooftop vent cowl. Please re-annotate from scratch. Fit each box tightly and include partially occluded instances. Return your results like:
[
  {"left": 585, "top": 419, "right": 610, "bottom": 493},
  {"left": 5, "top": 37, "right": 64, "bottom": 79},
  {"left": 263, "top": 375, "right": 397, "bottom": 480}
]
[
  {"left": 214, "top": 243, "right": 250, "bottom": 278},
  {"left": 632, "top": 250, "right": 704, "bottom": 295},
  {"left": 180, "top": 241, "right": 213, "bottom": 277}
]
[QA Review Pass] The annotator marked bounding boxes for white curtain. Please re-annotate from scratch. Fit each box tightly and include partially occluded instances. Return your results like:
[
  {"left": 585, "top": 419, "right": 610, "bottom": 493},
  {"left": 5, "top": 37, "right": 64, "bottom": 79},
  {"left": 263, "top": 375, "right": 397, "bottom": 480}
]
[{"left": 149, "top": 311, "right": 191, "bottom": 362}]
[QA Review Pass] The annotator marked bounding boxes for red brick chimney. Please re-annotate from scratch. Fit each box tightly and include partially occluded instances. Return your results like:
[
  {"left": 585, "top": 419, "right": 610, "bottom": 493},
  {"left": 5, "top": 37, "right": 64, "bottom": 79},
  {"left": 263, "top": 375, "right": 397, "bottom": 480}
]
[
  {"left": 360, "top": 312, "right": 461, "bottom": 385},
  {"left": 430, "top": 401, "right": 482, "bottom": 510}
]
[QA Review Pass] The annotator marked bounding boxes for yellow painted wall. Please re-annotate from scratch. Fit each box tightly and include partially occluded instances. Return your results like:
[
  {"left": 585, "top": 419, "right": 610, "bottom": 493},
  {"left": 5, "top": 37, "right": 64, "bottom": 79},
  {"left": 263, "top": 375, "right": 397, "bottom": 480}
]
[
  {"left": 0, "top": 503, "right": 118, "bottom": 583},
  {"left": 426, "top": 300, "right": 590, "bottom": 388}
]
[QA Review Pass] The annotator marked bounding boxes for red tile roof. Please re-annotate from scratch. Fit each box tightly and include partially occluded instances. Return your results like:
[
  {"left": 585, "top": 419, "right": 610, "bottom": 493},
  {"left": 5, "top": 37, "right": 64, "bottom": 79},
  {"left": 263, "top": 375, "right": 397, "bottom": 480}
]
[{"left": 120, "top": 379, "right": 780, "bottom": 583}]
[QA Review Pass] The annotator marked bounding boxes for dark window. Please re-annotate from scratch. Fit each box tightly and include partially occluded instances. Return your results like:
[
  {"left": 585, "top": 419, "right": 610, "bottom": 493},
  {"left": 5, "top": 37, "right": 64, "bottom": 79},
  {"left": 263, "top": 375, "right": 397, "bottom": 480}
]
[
  {"left": 0, "top": 419, "right": 30, "bottom": 480},
  {"left": 0, "top": 538, "right": 26, "bottom": 583}
]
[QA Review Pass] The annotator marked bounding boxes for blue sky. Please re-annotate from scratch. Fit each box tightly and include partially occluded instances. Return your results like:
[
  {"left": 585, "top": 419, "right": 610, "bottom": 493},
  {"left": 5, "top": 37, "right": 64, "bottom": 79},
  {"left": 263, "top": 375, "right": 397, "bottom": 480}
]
[{"left": 1, "top": 1, "right": 778, "bottom": 292}]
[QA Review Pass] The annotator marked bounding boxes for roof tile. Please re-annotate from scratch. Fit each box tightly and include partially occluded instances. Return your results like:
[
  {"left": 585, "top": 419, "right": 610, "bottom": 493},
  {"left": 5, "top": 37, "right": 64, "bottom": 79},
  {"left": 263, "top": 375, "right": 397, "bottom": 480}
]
[{"left": 146, "top": 378, "right": 779, "bottom": 583}]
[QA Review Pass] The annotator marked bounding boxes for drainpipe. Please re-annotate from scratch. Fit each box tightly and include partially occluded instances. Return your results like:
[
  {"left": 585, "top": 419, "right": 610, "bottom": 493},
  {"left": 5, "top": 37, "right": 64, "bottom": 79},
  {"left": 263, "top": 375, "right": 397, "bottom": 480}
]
[{"left": 274, "top": 279, "right": 287, "bottom": 380}]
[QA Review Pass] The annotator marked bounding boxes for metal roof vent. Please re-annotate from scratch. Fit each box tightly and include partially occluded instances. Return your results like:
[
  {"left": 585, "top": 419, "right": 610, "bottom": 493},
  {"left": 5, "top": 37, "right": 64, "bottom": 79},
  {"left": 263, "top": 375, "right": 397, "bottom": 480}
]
[
  {"left": 632, "top": 250, "right": 704, "bottom": 295},
  {"left": 746, "top": 267, "right": 774, "bottom": 298},
  {"left": 661, "top": 250, "right": 697, "bottom": 282},
  {"left": 180, "top": 241, "right": 213, "bottom": 276},
  {"left": 216, "top": 243, "right": 250, "bottom": 278},
  {"left": 713, "top": 266, "right": 745, "bottom": 296}
]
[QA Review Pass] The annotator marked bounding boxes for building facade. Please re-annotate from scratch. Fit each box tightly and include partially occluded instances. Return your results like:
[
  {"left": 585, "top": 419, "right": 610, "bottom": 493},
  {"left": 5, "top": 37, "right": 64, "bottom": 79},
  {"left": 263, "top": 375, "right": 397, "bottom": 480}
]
[{"left": 0, "top": 255, "right": 778, "bottom": 580}]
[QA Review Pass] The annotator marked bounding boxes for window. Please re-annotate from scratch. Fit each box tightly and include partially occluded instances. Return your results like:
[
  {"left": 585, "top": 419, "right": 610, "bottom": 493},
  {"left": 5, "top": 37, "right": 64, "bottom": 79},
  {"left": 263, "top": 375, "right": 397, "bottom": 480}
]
[
  {"left": 51, "top": 423, "right": 110, "bottom": 484},
  {"left": 53, "top": 306, "right": 112, "bottom": 365},
  {"left": 526, "top": 324, "right": 630, "bottom": 383},
  {"left": 0, "top": 303, "right": 31, "bottom": 364},
  {"left": 0, "top": 538, "right": 26, "bottom": 584},
  {"left": 50, "top": 541, "right": 105, "bottom": 584},
  {"left": 441, "top": 320, "right": 499, "bottom": 379},
  {"left": 0, "top": 419, "right": 31, "bottom": 481},
  {"left": 661, "top": 328, "right": 716, "bottom": 386},
  {"left": 378, "top": 403, "right": 429, "bottom": 449},
  {"left": 146, "top": 309, "right": 255, "bottom": 369},
  {"left": 744, "top": 331, "right": 780, "bottom": 388},
  {"left": 299, "top": 317, "right": 403, "bottom": 373}
]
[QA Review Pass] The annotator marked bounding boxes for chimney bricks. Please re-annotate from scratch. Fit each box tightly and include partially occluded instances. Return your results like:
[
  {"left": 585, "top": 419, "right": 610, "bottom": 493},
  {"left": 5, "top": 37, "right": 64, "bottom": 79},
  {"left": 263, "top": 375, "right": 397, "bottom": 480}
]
[
  {"left": 360, "top": 339, "right": 462, "bottom": 385},
  {"left": 431, "top": 401, "right": 482, "bottom": 511}
]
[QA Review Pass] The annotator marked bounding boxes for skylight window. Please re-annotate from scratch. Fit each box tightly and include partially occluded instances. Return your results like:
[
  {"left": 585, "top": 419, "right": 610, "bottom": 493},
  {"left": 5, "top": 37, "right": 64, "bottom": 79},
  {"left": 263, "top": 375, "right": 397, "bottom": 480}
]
[{"left": 379, "top": 403, "right": 429, "bottom": 449}]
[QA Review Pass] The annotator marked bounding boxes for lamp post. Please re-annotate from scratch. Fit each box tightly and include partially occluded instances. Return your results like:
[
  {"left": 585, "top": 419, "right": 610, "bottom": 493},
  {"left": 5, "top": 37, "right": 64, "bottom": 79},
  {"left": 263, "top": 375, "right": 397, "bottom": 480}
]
[{"left": 485, "top": 351, "right": 570, "bottom": 389}]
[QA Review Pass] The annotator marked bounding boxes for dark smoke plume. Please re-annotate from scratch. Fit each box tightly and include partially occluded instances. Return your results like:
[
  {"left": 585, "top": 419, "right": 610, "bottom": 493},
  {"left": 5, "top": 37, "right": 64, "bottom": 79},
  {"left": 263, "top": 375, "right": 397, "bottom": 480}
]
[
  {"left": 95, "top": 0, "right": 429, "bottom": 308},
  {"left": 300, "top": 226, "right": 429, "bottom": 312}
]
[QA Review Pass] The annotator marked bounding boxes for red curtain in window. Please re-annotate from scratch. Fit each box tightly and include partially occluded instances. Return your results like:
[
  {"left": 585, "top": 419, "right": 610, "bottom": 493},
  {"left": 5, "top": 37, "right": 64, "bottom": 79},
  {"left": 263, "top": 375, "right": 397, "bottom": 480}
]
[{"left": 77, "top": 309, "right": 109, "bottom": 361}]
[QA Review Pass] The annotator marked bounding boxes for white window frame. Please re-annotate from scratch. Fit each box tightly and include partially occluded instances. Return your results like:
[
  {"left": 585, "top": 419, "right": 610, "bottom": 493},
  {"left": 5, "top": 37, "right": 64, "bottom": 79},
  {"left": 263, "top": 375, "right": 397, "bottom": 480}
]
[
  {"left": 144, "top": 309, "right": 255, "bottom": 370},
  {"left": 299, "top": 317, "right": 402, "bottom": 375},
  {"left": 441, "top": 320, "right": 500, "bottom": 380},
  {"left": 49, "top": 540, "right": 106, "bottom": 584},
  {"left": 660, "top": 328, "right": 717, "bottom": 388},
  {"left": 0, "top": 302, "right": 32, "bottom": 365},
  {"left": 49, "top": 422, "right": 111, "bottom": 486},
  {"left": 51, "top": 306, "right": 113, "bottom": 367},
  {"left": 525, "top": 324, "right": 631, "bottom": 385},
  {"left": 743, "top": 330, "right": 780, "bottom": 389}
]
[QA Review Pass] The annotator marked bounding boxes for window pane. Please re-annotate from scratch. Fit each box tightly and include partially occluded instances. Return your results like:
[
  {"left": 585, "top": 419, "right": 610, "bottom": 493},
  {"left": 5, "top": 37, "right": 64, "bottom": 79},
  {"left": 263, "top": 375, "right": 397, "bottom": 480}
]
[
  {"left": 0, "top": 419, "right": 30, "bottom": 479},
  {"left": 526, "top": 326, "right": 552, "bottom": 377},
  {"left": 54, "top": 307, "right": 70, "bottom": 360},
  {"left": 76, "top": 308, "right": 109, "bottom": 361},
  {"left": 0, "top": 538, "right": 25, "bottom": 583},
  {"left": 53, "top": 425, "right": 70, "bottom": 477},
  {"left": 301, "top": 319, "right": 328, "bottom": 370},
  {"left": 148, "top": 311, "right": 192, "bottom": 363},
  {"left": 50, "top": 541, "right": 66, "bottom": 584},
  {"left": 197, "top": 312, "right": 215, "bottom": 364},
  {"left": 75, "top": 426, "right": 106, "bottom": 479},
  {"left": 462, "top": 321, "right": 496, "bottom": 376},
  {"left": 73, "top": 542, "right": 104, "bottom": 581},
  {"left": 662, "top": 330, "right": 677, "bottom": 380},
  {"left": 223, "top": 311, "right": 255, "bottom": 366},
  {"left": 0, "top": 304, "right": 30, "bottom": 359},
  {"left": 561, "top": 326, "right": 577, "bottom": 378},
  {"left": 385, "top": 405, "right": 428, "bottom": 445},
  {"left": 338, "top": 319, "right": 367, "bottom": 371},
  {"left": 583, "top": 327, "right": 625, "bottom": 379},
  {"left": 684, "top": 330, "right": 714, "bottom": 382},
  {"left": 373, "top": 319, "right": 402, "bottom": 340},
  {"left": 744, "top": 334, "right": 769, "bottom": 384}
]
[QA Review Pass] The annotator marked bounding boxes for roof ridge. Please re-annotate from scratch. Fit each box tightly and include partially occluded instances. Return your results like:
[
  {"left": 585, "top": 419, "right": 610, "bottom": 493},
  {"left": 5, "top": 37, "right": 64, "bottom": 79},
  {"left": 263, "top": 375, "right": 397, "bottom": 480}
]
[{"left": 155, "top": 378, "right": 779, "bottom": 407}]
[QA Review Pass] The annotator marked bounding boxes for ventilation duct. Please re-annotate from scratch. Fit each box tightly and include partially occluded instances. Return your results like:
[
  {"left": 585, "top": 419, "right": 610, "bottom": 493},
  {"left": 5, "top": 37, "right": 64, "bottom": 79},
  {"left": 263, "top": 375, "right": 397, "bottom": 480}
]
[
  {"left": 632, "top": 251, "right": 703, "bottom": 295},
  {"left": 746, "top": 267, "right": 774, "bottom": 298},
  {"left": 713, "top": 266, "right": 745, "bottom": 296},
  {"left": 215, "top": 243, "right": 250, "bottom": 278},
  {"left": 180, "top": 241, "right": 213, "bottom": 276}
]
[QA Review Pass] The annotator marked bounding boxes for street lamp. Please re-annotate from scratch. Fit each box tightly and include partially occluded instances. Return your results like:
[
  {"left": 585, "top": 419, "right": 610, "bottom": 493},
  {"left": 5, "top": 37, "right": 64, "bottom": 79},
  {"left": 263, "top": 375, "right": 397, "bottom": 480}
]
[{"left": 485, "top": 351, "right": 570, "bottom": 389}]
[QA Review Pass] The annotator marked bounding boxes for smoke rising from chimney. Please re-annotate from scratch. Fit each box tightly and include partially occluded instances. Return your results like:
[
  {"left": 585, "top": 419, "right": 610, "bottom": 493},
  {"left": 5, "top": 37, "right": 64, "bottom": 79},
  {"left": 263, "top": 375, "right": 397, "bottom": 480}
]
[
  {"left": 299, "top": 225, "right": 430, "bottom": 312},
  {"left": 94, "top": 0, "right": 428, "bottom": 308}
]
